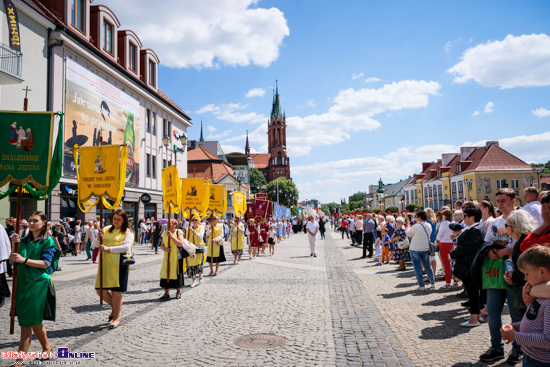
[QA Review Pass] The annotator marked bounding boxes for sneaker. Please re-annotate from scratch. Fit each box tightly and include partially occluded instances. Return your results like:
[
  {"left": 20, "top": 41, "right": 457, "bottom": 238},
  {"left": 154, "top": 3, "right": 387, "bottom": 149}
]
[
  {"left": 478, "top": 316, "right": 487, "bottom": 323},
  {"left": 440, "top": 284, "right": 452, "bottom": 289},
  {"left": 506, "top": 348, "right": 523, "bottom": 364},
  {"left": 416, "top": 286, "right": 426, "bottom": 291},
  {"left": 426, "top": 283, "right": 435, "bottom": 289},
  {"left": 460, "top": 320, "right": 480, "bottom": 327},
  {"left": 479, "top": 347, "right": 504, "bottom": 362},
  {"left": 451, "top": 283, "right": 461, "bottom": 288}
]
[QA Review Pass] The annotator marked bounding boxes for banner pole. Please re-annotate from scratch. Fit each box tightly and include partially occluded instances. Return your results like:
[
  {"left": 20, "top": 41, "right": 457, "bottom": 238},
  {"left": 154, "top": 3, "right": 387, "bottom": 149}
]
[
  {"left": 9, "top": 186, "right": 23, "bottom": 334},
  {"left": 99, "top": 135, "right": 104, "bottom": 305},
  {"left": 167, "top": 206, "right": 171, "bottom": 283}
]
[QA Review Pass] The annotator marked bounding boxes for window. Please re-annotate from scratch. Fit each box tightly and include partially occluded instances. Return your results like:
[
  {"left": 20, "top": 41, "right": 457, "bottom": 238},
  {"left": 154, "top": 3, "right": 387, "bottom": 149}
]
[
  {"left": 103, "top": 21, "right": 113, "bottom": 54},
  {"left": 458, "top": 181, "right": 464, "bottom": 200},
  {"left": 163, "top": 159, "right": 167, "bottom": 169},
  {"left": 162, "top": 119, "right": 171, "bottom": 140},
  {"left": 151, "top": 112, "right": 156, "bottom": 135},
  {"left": 437, "top": 170, "right": 441, "bottom": 178},
  {"left": 497, "top": 179, "right": 505, "bottom": 189},
  {"left": 511, "top": 179, "right": 519, "bottom": 189},
  {"left": 146, "top": 153, "right": 151, "bottom": 177},
  {"left": 129, "top": 43, "right": 137, "bottom": 72},
  {"left": 149, "top": 60, "right": 156, "bottom": 86},
  {"left": 152, "top": 155, "right": 156, "bottom": 179},
  {"left": 456, "top": 165, "right": 462, "bottom": 174},
  {"left": 146, "top": 109, "right": 151, "bottom": 133},
  {"left": 71, "top": 0, "right": 85, "bottom": 31}
]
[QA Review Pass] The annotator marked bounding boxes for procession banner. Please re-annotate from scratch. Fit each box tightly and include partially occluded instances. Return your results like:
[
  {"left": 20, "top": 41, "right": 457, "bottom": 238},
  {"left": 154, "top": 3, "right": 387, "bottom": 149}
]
[
  {"left": 207, "top": 184, "right": 227, "bottom": 216},
  {"left": 286, "top": 207, "right": 291, "bottom": 218},
  {"left": 162, "top": 165, "right": 181, "bottom": 214},
  {"left": 233, "top": 191, "right": 247, "bottom": 218},
  {"left": 74, "top": 144, "right": 128, "bottom": 212},
  {"left": 254, "top": 199, "right": 269, "bottom": 220},
  {"left": 255, "top": 193, "right": 268, "bottom": 200},
  {"left": 298, "top": 207, "right": 302, "bottom": 218},
  {"left": 181, "top": 178, "right": 210, "bottom": 218},
  {"left": 64, "top": 59, "right": 140, "bottom": 186},
  {"left": 0, "top": 111, "right": 63, "bottom": 199},
  {"left": 3, "top": 0, "right": 21, "bottom": 52}
]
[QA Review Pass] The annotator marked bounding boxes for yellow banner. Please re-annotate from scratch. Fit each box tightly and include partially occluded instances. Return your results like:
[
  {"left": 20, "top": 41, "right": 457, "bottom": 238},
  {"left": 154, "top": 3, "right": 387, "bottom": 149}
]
[
  {"left": 74, "top": 144, "right": 127, "bottom": 212},
  {"left": 206, "top": 184, "right": 227, "bottom": 217},
  {"left": 233, "top": 191, "right": 247, "bottom": 218},
  {"left": 162, "top": 165, "right": 181, "bottom": 214},
  {"left": 181, "top": 178, "right": 210, "bottom": 219}
]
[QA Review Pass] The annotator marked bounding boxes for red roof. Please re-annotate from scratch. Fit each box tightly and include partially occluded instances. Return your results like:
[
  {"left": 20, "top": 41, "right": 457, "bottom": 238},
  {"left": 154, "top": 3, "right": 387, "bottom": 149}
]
[
  {"left": 465, "top": 144, "right": 531, "bottom": 172},
  {"left": 250, "top": 153, "right": 270, "bottom": 169},
  {"left": 187, "top": 146, "right": 223, "bottom": 162},
  {"left": 187, "top": 147, "right": 235, "bottom": 183}
]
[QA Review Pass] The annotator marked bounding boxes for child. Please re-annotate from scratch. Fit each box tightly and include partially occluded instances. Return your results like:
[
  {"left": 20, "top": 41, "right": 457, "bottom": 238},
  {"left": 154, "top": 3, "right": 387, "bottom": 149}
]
[
  {"left": 382, "top": 228, "right": 391, "bottom": 264},
  {"left": 501, "top": 246, "right": 550, "bottom": 366},
  {"left": 374, "top": 230, "right": 383, "bottom": 266},
  {"left": 268, "top": 225, "right": 276, "bottom": 256}
]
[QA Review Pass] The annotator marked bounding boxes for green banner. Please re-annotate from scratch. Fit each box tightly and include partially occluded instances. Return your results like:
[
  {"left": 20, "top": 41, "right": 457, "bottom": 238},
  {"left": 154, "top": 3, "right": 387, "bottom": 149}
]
[{"left": 0, "top": 111, "right": 63, "bottom": 199}]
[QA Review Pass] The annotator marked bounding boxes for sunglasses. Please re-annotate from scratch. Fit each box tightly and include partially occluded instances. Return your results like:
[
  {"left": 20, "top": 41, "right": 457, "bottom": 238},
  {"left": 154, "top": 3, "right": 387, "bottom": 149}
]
[
  {"left": 505, "top": 223, "right": 513, "bottom": 228},
  {"left": 192, "top": 219, "right": 198, "bottom": 222}
]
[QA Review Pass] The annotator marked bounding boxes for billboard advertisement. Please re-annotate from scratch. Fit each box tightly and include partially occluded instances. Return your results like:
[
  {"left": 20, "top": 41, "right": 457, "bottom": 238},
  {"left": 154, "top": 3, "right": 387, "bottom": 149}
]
[{"left": 64, "top": 58, "right": 140, "bottom": 186}]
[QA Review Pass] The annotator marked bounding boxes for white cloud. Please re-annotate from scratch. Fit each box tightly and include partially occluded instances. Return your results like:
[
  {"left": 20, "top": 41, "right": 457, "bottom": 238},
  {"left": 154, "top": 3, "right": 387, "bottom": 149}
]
[
  {"left": 352, "top": 72, "right": 364, "bottom": 79},
  {"left": 196, "top": 103, "right": 266, "bottom": 123},
  {"left": 484, "top": 102, "right": 494, "bottom": 113},
  {"left": 207, "top": 130, "right": 232, "bottom": 140},
  {"left": 473, "top": 110, "right": 480, "bottom": 117},
  {"left": 532, "top": 108, "right": 550, "bottom": 118},
  {"left": 448, "top": 34, "right": 550, "bottom": 88},
  {"left": 287, "top": 80, "right": 441, "bottom": 156},
  {"left": 365, "top": 77, "right": 381, "bottom": 83},
  {"left": 95, "top": 0, "right": 289, "bottom": 68},
  {"left": 246, "top": 88, "right": 265, "bottom": 98},
  {"left": 444, "top": 41, "right": 452, "bottom": 53},
  {"left": 220, "top": 144, "right": 256, "bottom": 154},
  {"left": 207, "top": 125, "right": 217, "bottom": 132},
  {"left": 464, "top": 131, "right": 550, "bottom": 163}
]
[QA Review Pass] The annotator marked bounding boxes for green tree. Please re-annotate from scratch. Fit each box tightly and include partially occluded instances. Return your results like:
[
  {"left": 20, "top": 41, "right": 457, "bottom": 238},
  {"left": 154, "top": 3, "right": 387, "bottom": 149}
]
[
  {"left": 348, "top": 191, "right": 366, "bottom": 204},
  {"left": 321, "top": 202, "right": 340, "bottom": 216},
  {"left": 386, "top": 206, "right": 398, "bottom": 213},
  {"left": 349, "top": 201, "right": 363, "bottom": 211},
  {"left": 266, "top": 177, "right": 299, "bottom": 207},
  {"left": 406, "top": 203, "right": 423, "bottom": 212},
  {"left": 249, "top": 168, "right": 267, "bottom": 194}
]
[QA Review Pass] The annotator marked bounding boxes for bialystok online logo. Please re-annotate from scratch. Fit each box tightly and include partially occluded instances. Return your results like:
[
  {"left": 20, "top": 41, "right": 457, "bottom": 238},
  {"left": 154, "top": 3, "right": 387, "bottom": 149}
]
[{"left": 1, "top": 347, "right": 95, "bottom": 360}]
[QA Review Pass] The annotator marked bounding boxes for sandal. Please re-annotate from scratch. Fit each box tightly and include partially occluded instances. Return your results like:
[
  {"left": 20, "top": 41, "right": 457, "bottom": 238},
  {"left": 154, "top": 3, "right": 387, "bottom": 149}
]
[
  {"left": 440, "top": 284, "right": 452, "bottom": 289},
  {"left": 159, "top": 294, "right": 170, "bottom": 301},
  {"left": 175, "top": 294, "right": 181, "bottom": 299},
  {"left": 214, "top": 272, "right": 218, "bottom": 276}
]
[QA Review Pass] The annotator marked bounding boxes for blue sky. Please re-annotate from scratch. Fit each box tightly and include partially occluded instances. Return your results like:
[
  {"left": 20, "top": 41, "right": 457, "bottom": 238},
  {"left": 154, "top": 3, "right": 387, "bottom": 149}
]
[{"left": 98, "top": 0, "right": 550, "bottom": 203}]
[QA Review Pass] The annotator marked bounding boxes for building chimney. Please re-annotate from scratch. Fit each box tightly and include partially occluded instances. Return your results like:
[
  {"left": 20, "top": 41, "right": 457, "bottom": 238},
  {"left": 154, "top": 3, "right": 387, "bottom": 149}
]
[{"left": 486, "top": 141, "right": 499, "bottom": 149}]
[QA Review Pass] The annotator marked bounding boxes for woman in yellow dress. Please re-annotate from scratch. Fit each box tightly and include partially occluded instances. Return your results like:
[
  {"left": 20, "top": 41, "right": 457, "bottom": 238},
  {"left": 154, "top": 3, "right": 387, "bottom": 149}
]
[
  {"left": 186, "top": 216, "right": 205, "bottom": 288},
  {"left": 231, "top": 217, "right": 245, "bottom": 264},
  {"left": 206, "top": 215, "right": 226, "bottom": 276},
  {"left": 159, "top": 219, "right": 185, "bottom": 300},
  {"left": 94, "top": 208, "right": 133, "bottom": 329}
]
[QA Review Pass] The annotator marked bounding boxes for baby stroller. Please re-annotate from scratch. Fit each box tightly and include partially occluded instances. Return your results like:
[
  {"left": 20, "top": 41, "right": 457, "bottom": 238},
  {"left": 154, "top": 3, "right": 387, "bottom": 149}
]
[{"left": 60, "top": 233, "right": 77, "bottom": 257}]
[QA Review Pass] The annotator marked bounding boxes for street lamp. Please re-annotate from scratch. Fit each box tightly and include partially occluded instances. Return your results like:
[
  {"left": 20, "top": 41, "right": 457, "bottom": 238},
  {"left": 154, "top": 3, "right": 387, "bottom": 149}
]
[
  {"left": 276, "top": 171, "right": 282, "bottom": 206},
  {"left": 533, "top": 164, "right": 544, "bottom": 189},
  {"left": 162, "top": 135, "right": 170, "bottom": 166}
]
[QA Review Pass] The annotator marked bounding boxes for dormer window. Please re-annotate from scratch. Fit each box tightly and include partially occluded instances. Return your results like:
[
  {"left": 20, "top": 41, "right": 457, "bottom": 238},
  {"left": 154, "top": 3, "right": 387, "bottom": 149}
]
[
  {"left": 149, "top": 60, "right": 156, "bottom": 86},
  {"left": 437, "top": 170, "right": 441, "bottom": 178},
  {"left": 456, "top": 165, "right": 462, "bottom": 174},
  {"left": 103, "top": 21, "right": 113, "bottom": 54},
  {"left": 71, "top": 0, "right": 85, "bottom": 32},
  {"left": 129, "top": 42, "right": 137, "bottom": 72}
]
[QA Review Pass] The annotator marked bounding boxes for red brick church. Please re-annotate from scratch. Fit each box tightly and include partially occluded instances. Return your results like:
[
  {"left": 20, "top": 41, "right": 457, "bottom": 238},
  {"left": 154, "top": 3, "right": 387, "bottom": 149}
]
[{"left": 246, "top": 81, "right": 291, "bottom": 183}]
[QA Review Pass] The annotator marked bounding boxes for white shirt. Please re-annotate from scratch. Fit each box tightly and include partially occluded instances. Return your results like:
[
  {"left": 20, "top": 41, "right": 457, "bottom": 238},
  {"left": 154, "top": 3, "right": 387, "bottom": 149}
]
[
  {"left": 484, "top": 215, "right": 516, "bottom": 249},
  {"left": 91, "top": 226, "right": 133, "bottom": 253},
  {"left": 406, "top": 222, "right": 433, "bottom": 252},
  {"left": 306, "top": 221, "right": 319, "bottom": 237},
  {"left": 523, "top": 201, "right": 543, "bottom": 226},
  {"left": 436, "top": 220, "right": 454, "bottom": 243}
]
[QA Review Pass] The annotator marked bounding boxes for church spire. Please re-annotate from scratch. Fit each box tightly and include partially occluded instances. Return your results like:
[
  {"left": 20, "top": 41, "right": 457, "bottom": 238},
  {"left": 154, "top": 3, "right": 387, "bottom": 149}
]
[
  {"left": 271, "top": 79, "right": 282, "bottom": 117},
  {"left": 245, "top": 130, "right": 250, "bottom": 157},
  {"left": 199, "top": 119, "right": 204, "bottom": 142}
]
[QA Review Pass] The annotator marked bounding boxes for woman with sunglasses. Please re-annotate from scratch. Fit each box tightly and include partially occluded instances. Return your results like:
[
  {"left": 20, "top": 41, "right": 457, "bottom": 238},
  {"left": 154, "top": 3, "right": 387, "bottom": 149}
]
[
  {"left": 186, "top": 216, "right": 205, "bottom": 287},
  {"left": 206, "top": 215, "right": 226, "bottom": 276},
  {"left": 10, "top": 211, "right": 61, "bottom": 364},
  {"left": 159, "top": 219, "right": 185, "bottom": 300},
  {"left": 94, "top": 208, "right": 133, "bottom": 329},
  {"left": 231, "top": 217, "right": 245, "bottom": 264}
]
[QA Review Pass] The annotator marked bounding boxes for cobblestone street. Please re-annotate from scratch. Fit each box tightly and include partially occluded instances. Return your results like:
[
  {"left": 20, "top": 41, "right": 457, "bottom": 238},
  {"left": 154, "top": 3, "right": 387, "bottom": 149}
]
[{"left": 1, "top": 229, "right": 517, "bottom": 366}]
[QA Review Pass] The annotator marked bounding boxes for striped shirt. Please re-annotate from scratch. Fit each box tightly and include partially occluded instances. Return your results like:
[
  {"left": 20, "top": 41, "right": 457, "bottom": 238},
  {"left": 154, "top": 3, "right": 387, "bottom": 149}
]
[{"left": 512, "top": 299, "right": 550, "bottom": 363}]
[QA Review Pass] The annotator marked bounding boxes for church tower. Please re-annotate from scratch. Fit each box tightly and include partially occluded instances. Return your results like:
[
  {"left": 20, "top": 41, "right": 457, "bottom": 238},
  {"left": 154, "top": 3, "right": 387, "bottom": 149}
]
[{"left": 267, "top": 80, "right": 290, "bottom": 182}]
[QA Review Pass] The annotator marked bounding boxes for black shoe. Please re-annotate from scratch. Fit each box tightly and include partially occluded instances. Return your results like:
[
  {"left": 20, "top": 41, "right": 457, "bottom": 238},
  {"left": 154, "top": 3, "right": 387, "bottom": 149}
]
[
  {"left": 461, "top": 301, "right": 470, "bottom": 307},
  {"left": 108, "top": 315, "right": 113, "bottom": 322},
  {"left": 360, "top": 256, "right": 367, "bottom": 258},
  {"left": 0, "top": 297, "right": 4, "bottom": 308},
  {"left": 506, "top": 348, "right": 523, "bottom": 364},
  {"left": 159, "top": 294, "right": 170, "bottom": 301},
  {"left": 479, "top": 347, "right": 504, "bottom": 362}
]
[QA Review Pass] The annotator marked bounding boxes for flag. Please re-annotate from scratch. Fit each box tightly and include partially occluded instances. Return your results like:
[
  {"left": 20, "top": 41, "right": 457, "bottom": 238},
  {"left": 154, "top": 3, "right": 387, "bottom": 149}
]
[
  {"left": 0, "top": 111, "right": 63, "bottom": 199},
  {"left": 207, "top": 184, "right": 227, "bottom": 216},
  {"left": 254, "top": 199, "right": 269, "bottom": 220},
  {"left": 233, "top": 191, "right": 247, "bottom": 218},
  {"left": 74, "top": 144, "right": 128, "bottom": 212},
  {"left": 162, "top": 165, "right": 181, "bottom": 214},
  {"left": 181, "top": 178, "right": 210, "bottom": 218}
]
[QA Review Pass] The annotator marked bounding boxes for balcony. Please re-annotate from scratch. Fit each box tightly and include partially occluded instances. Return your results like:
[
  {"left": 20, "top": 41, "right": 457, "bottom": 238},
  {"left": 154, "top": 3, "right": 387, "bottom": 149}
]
[{"left": 0, "top": 42, "right": 23, "bottom": 83}]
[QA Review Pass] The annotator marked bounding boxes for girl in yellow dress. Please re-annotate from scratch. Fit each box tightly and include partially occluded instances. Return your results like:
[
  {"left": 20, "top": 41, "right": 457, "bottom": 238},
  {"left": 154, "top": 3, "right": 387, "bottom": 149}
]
[
  {"left": 159, "top": 219, "right": 185, "bottom": 300},
  {"left": 186, "top": 216, "right": 205, "bottom": 288},
  {"left": 206, "top": 215, "right": 226, "bottom": 276},
  {"left": 231, "top": 217, "right": 245, "bottom": 264},
  {"left": 94, "top": 209, "right": 133, "bottom": 329}
]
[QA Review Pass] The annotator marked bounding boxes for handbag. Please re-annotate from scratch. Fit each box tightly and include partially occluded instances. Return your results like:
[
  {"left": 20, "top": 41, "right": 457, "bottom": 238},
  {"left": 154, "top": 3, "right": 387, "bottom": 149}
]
[
  {"left": 481, "top": 257, "right": 509, "bottom": 290},
  {"left": 420, "top": 224, "right": 435, "bottom": 256},
  {"left": 122, "top": 252, "right": 135, "bottom": 266},
  {"left": 396, "top": 238, "right": 410, "bottom": 250},
  {"left": 182, "top": 238, "right": 196, "bottom": 256},
  {"left": 452, "top": 259, "right": 470, "bottom": 281}
]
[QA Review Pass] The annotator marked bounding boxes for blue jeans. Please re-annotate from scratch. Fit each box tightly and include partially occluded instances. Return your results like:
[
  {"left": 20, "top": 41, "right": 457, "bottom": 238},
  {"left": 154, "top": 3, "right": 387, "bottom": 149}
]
[
  {"left": 410, "top": 250, "right": 435, "bottom": 287},
  {"left": 486, "top": 286, "right": 524, "bottom": 349},
  {"left": 85, "top": 239, "right": 92, "bottom": 259},
  {"left": 523, "top": 354, "right": 550, "bottom": 367}
]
